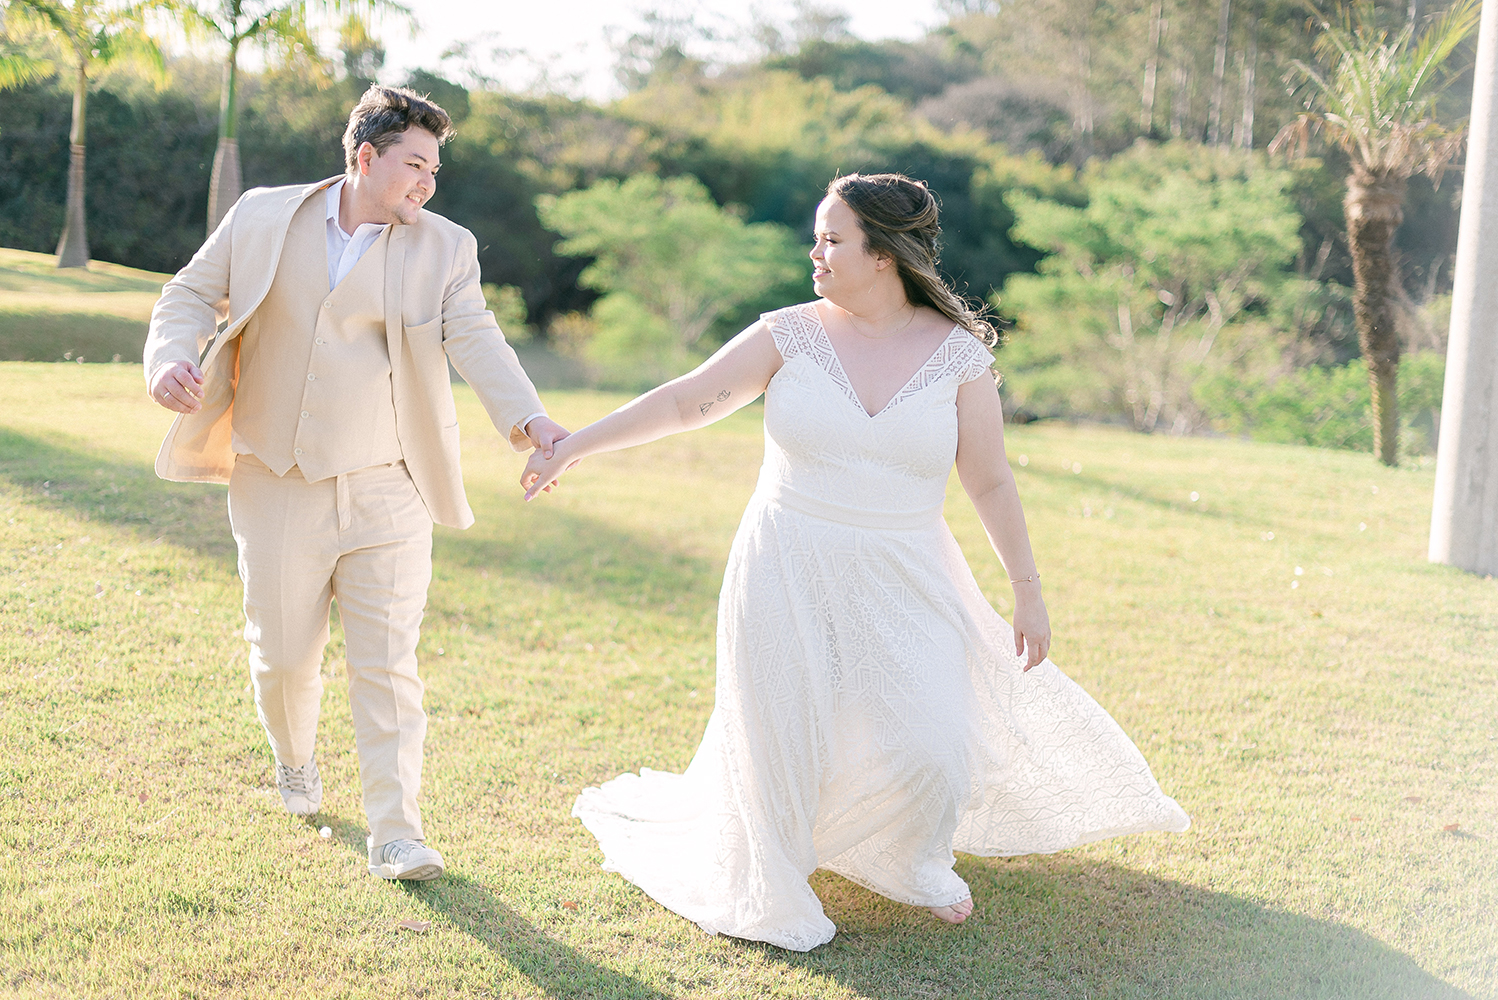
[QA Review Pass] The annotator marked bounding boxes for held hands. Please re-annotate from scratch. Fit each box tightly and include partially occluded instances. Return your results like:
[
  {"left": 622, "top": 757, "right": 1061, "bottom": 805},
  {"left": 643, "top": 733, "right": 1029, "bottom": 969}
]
[
  {"left": 521, "top": 439, "right": 579, "bottom": 501},
  {"left": 524, "top": 415, "right": 569, "bottom": 459},
  {"left": 520, "top": 416, "right": 575, "bottom": 500},
  {"left": 1012, "top": 585, "right": 1051, "bottom": 671},
  {"left": 149, "top": 361, "right": 204, "bottom": 414}
]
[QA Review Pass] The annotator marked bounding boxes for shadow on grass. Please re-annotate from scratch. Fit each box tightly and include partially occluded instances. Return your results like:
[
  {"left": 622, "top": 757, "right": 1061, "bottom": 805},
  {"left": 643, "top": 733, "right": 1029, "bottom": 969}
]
[
  {"left": 314, "top": 813, "right": 666, "bottom": 998},
  {"left": 402, "top": 874, "right": 670, "bottom": 999},
  {"left": 1019, "top": 463, "right": 1241, "bottom": 524},
  {"left": 771, "top": 858, "right": 1471, "bottom": 1000},
  {"left": 0, "top": 312, "right": 148, "bottom": 362},
  {"left": 435, "top": 508, "right": 720, "bottom": 614},
  {"left": 0, "top": 427, "right": 236, "bottom": 566},
  {"left": 0, "top": 427, "right": 719, "bottom": 628}
]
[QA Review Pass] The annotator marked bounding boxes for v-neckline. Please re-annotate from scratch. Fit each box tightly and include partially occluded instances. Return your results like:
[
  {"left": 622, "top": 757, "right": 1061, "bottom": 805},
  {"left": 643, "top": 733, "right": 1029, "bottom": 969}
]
[{"left": 809, "top": 303, "right": 961, "bottom": 419}]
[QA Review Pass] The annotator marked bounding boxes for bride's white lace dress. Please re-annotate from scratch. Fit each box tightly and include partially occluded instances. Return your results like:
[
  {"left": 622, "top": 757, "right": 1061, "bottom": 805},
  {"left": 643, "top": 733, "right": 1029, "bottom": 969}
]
[{"left": 573, "top": 302, "right": 1190, "bottom": 951}]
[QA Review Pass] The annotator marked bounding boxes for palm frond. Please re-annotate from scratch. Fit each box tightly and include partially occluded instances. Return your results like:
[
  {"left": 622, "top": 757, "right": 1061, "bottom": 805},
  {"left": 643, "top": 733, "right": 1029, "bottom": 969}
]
[
  {"left": 1278, "top": 0, "right": 1479, "bottom": 179},
  {"left": 0, "top": 50, "right": 52, "bottom": 88},
  {"left": 94, "top": 25, "right": 167, "bottom": 86},
  {"left": 5, "top": 0, "right": 77, "bottom": 43}
]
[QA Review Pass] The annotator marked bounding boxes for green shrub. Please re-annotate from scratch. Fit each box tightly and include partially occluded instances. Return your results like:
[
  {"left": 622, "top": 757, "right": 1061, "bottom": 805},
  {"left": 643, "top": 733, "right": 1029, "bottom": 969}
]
[
  {"left": 481, "top": 283, "right": 534, "bottom": 344},
  {"left": 998, "top": 142, "right": 1308, "bottom": 434},
  {"left": 537, "top": 174, "right": 803, "bottom": 389},
  {"left": 1197, "top": 351, "right": 1446, "bottom": 456}
]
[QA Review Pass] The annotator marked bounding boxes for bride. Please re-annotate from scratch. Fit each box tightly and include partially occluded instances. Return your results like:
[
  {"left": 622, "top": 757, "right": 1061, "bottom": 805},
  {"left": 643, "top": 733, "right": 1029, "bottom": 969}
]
[{"left": 521, "top": 173, "right": 1189, "bottom": 951}]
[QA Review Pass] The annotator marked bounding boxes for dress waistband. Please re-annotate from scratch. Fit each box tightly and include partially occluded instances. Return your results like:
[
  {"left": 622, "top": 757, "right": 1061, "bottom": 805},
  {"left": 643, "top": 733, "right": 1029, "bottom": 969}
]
[{"left": 758, "top": 482, "right": 943, "bottom": 531}]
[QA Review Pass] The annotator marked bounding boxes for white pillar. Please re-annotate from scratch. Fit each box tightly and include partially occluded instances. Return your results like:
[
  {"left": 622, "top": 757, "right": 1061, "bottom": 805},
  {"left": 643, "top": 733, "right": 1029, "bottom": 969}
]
[{"left": 1430, "top": 0, "right": 1498, "bottom": 575}]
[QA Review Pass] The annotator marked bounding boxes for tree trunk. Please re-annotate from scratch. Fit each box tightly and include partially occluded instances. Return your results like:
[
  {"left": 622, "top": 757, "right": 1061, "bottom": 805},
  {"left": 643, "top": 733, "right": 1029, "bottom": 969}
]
[
  {"left": 1141, "top": 0, "right": 1164, "bottom": 133},
  {"left": 207, "top": 44, "right": 243, "bottom": 235},
  {"left": 1430, "top": 0, "right": 1498, "bottom": 573},
  {"left": 1069, "top": 6, "right": 1095, "bottom": 164},
  {"left": 208, "top": 139, "right": 242, "bottom": 234},
  {"left": 1345, "top": 169, "right": 1408, "bottom": 465},
  {"left": 1170, "top": 64, "right": 1189, "bottom": 137},
  {"left": 55, "top": 61, "right": 89, "bottom": 269},
  {"left": 1235, "top": 8, "right": 1257, "bottom": 149},
  {"left": 1207, "top": 0, "right": 1232, "bottom": 146}
]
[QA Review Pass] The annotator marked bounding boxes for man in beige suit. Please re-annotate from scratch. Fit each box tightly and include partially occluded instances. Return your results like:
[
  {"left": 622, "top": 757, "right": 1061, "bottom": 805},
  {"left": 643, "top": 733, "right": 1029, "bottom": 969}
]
[{"left": 142, "top": 86, "right": 565, "bottom": 881}]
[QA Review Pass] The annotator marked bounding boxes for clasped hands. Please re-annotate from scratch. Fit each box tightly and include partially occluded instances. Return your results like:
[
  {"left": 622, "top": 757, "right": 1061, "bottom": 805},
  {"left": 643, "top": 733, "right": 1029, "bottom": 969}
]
[{"left": 521, "top": 430, "right": 578, "bottom": 501}]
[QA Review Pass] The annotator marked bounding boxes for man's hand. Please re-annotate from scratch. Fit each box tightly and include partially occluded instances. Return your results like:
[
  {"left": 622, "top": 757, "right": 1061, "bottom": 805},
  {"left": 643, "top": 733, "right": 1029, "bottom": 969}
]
[
  {"left": 149, "top": 361, "right": 205, "bottom": 414},
  {"left": 524, "top": 416, "right": 570, "bottom": 460}
]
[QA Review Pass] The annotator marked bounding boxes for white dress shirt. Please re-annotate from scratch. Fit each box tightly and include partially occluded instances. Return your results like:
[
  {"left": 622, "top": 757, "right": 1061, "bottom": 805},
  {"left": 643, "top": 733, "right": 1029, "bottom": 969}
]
[
  {"left": 325, "top": 177, "right": 547, "bottom": 440},
  {"left": 325, "top": 178, "right": 390, "bottom": 289}
]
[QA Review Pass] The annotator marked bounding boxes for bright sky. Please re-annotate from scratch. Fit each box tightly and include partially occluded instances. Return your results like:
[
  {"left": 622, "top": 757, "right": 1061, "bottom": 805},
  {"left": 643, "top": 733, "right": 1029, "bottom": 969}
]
[{"left": 375, "top": 1, "right": 948, "bottom": 101}]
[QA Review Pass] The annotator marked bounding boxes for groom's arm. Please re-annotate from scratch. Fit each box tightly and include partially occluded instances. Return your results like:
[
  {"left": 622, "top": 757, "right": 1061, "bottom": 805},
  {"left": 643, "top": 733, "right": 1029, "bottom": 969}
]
[
  {"left": 438, "top": 230, "right": 561, "bottom": 452},
  {"left": 143, "top": 200, "right": 239, "bottom": 413}
]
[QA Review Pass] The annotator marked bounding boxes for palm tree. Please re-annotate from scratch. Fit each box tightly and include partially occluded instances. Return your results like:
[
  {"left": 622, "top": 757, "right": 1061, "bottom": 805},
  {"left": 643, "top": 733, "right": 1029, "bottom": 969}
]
[
  {"left": 4, "top": 0, "right": 168, "bottom": 268},
  {"left": 1272, "top": 0, "right": 1480, "bottom": 465},
  {"left": 183, "top": 1, "right": 409, "bottom": 235}
]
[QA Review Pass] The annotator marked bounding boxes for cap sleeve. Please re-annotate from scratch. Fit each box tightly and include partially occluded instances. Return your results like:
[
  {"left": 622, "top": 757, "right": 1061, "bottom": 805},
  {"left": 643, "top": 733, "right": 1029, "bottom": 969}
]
[
  {"left": 760, "top": 303, "right": 822, "bottom": 361},
  {"left": 957, "top": 337, "right": 997, "bottom": 384}
]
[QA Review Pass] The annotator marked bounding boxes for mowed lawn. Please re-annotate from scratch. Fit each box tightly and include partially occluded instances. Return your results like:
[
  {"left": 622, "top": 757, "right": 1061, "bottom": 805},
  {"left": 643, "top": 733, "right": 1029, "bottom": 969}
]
[
  {"left": 0, "top": 249, "right": 165, "bottom": 364},
  {"left": 1, "top": 361, "right": 1494, "bottom": 999}
]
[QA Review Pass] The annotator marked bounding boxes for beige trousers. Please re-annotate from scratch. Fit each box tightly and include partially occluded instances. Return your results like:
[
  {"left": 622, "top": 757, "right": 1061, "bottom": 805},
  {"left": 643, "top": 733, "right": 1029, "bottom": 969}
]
[{"left": 227, "top": 454, "right": 433, "bottom": 845}]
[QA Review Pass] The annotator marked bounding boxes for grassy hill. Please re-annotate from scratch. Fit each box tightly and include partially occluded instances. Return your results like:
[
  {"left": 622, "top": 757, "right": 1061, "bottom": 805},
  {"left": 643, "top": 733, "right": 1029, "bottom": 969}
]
[
  {"left": 0, "top": 247, "right": 587, "bottom": 388},
  {"left": 0, "top": 248, "right": 172, "bottom": 364},
  {"left": 1, "top": 363, "right": 1494, "bottom": 998}
]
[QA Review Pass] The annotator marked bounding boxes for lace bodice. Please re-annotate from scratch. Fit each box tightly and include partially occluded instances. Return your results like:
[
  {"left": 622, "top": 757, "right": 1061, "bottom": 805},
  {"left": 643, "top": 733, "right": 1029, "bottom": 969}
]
[{"left": 758, "top": 303, "right": 994, "bottom": 526}]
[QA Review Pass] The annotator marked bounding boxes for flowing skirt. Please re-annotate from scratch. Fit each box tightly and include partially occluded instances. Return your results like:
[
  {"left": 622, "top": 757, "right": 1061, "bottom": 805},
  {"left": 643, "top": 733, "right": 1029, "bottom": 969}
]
[{"left": 574, "top": 493, "right": 1190, "bottom": 951}]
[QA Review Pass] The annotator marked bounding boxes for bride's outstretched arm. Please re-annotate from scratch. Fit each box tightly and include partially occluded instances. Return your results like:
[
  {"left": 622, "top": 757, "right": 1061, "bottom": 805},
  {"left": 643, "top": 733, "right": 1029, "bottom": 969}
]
[
  {"left": 522, "top": 321, "right": 783, "bottom": 500},
  {"left": 954, "top": 374, "right": 1052, "bottom": 671}
]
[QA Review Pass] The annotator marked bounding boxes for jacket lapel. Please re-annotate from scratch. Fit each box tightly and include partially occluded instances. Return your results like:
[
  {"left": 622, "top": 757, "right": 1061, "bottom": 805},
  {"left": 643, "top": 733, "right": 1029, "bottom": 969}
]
[{"left": 206, "top": 176, "right": 341, "bottom": 366}]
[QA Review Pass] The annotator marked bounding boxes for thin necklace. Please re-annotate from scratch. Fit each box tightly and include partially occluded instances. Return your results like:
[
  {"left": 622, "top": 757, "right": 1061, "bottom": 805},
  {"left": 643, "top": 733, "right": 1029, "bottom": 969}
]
[{"left": 850, "top": 303, "right": 916, "bottom": 341}]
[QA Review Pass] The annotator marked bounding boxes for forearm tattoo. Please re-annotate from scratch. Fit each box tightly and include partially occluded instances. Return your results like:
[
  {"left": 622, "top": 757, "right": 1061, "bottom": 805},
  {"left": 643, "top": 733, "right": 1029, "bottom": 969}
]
[{"left": 699, "top": 389, "right": 731, "bottom": 416}]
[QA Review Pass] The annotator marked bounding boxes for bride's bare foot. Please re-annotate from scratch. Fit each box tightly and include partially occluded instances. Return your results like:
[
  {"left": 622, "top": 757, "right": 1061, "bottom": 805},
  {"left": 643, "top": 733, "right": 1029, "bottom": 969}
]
[{"left": 928, "top": 897, "right": 974, "bottom": 924}]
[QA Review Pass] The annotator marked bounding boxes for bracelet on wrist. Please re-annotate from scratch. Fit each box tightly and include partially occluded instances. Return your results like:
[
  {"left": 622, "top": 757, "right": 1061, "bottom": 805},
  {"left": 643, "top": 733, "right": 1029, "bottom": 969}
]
[{"left": 1009, "top": 573, "right": 1041, "bottom": 585}]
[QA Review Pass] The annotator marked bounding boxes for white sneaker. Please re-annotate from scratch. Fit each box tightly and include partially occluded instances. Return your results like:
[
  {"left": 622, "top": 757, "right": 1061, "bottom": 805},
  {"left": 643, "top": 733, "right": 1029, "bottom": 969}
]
[
  {"left": 368, "top": 838, "right": 445, "bottom": 881},
  {"left": 275, "top": 755, "right": 322, "bottom": 816}
]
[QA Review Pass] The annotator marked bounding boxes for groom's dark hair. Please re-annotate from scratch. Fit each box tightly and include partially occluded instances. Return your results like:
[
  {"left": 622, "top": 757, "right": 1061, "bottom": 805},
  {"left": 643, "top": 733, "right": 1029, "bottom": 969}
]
[{"left": 342, "top": 84, "right": 455, "bottom": 171}]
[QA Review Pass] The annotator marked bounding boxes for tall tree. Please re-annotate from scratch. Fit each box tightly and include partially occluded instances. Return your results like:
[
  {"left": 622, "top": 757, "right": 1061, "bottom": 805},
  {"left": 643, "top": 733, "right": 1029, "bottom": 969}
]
[
  {"left": 1207, "top": 0, "right": 1233, "bottom": 145},
  {"left": 182, "top": 1, "right": 407, "bottom": 235},
  {"left": 4, "top": 0, "right": 167, "bottom": 268},
  {"left": 1272, "top": 0, "right": 1480, "bottom": 464}
]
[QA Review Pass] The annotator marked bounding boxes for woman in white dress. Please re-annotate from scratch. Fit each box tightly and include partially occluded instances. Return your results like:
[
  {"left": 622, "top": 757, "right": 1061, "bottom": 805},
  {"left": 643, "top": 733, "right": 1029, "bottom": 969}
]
[{"left": 521, "top": 173, "right": 1189, "bottom": 951}]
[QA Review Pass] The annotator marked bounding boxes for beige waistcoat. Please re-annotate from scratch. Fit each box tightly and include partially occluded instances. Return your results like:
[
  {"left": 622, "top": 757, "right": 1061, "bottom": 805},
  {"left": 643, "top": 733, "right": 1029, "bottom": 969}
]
[
  {"left": 232, "top": 195, "right": 402, "bottom": 481},
  {"left": 143, "top": 177, "right": 548, "bottom": 530}
]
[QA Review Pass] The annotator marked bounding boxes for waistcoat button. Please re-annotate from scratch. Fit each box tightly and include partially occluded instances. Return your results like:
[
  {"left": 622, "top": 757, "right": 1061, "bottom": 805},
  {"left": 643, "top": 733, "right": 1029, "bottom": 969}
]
[
  {"left": 293, "top": 448, "right": 303, "bottom": 456},
  {"left": 300, "top": 411, "right": 310, "bottom": 419},
  {"left": 307, "top": 373, "right": 315, "bottom": 381}
]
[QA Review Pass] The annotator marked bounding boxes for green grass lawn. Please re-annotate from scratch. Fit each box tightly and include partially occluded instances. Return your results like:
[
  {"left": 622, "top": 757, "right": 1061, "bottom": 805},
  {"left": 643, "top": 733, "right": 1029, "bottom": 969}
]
[
  {"left": 0, "top": 249, "right": 171, "bottom": 365},
  {"left": 2, "top": 361, "right": 1494, "bottom": 999}
]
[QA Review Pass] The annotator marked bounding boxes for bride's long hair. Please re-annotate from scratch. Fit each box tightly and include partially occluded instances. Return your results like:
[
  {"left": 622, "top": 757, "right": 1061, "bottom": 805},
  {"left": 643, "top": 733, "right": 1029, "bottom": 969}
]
[{"left": 825, "top": 173, "right": 997, "bottom": 348}]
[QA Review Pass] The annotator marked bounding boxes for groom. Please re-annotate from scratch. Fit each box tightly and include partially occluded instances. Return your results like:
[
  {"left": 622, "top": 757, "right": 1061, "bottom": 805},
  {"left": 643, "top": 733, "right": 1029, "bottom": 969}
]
[{"left": 143, "top": 85, "right": 566, "bottom": 881}]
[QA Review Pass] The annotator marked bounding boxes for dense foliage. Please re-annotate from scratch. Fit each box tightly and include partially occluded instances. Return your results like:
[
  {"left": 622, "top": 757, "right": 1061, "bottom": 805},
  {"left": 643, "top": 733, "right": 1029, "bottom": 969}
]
[
  {"left": 0, "top": 0, "right": 1473, "bottom": 455},
  {"left": 1000, "top": 142, "right": 1310, "bottom": 434},
  {"left": 538, "top": 174, "right": 804, "bottom": 388}
]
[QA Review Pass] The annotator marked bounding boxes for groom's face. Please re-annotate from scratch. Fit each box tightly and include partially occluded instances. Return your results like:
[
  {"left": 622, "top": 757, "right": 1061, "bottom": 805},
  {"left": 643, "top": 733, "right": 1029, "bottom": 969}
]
[{"left": 355, "top": 127, "right": 441, "bottom": 225}]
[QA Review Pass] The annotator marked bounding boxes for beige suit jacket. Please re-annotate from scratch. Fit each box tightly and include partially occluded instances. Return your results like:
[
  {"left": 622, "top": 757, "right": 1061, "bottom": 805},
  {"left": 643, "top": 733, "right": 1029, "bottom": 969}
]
[{"left": 144, "top": 176, "right": 546, "bottom": 530}]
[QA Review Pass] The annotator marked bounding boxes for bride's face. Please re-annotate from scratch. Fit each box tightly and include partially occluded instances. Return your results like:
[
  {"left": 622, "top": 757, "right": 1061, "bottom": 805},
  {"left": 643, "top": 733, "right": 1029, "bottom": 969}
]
[{"left": 811, "top": 196, "right": 889, "bottom": 301}]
